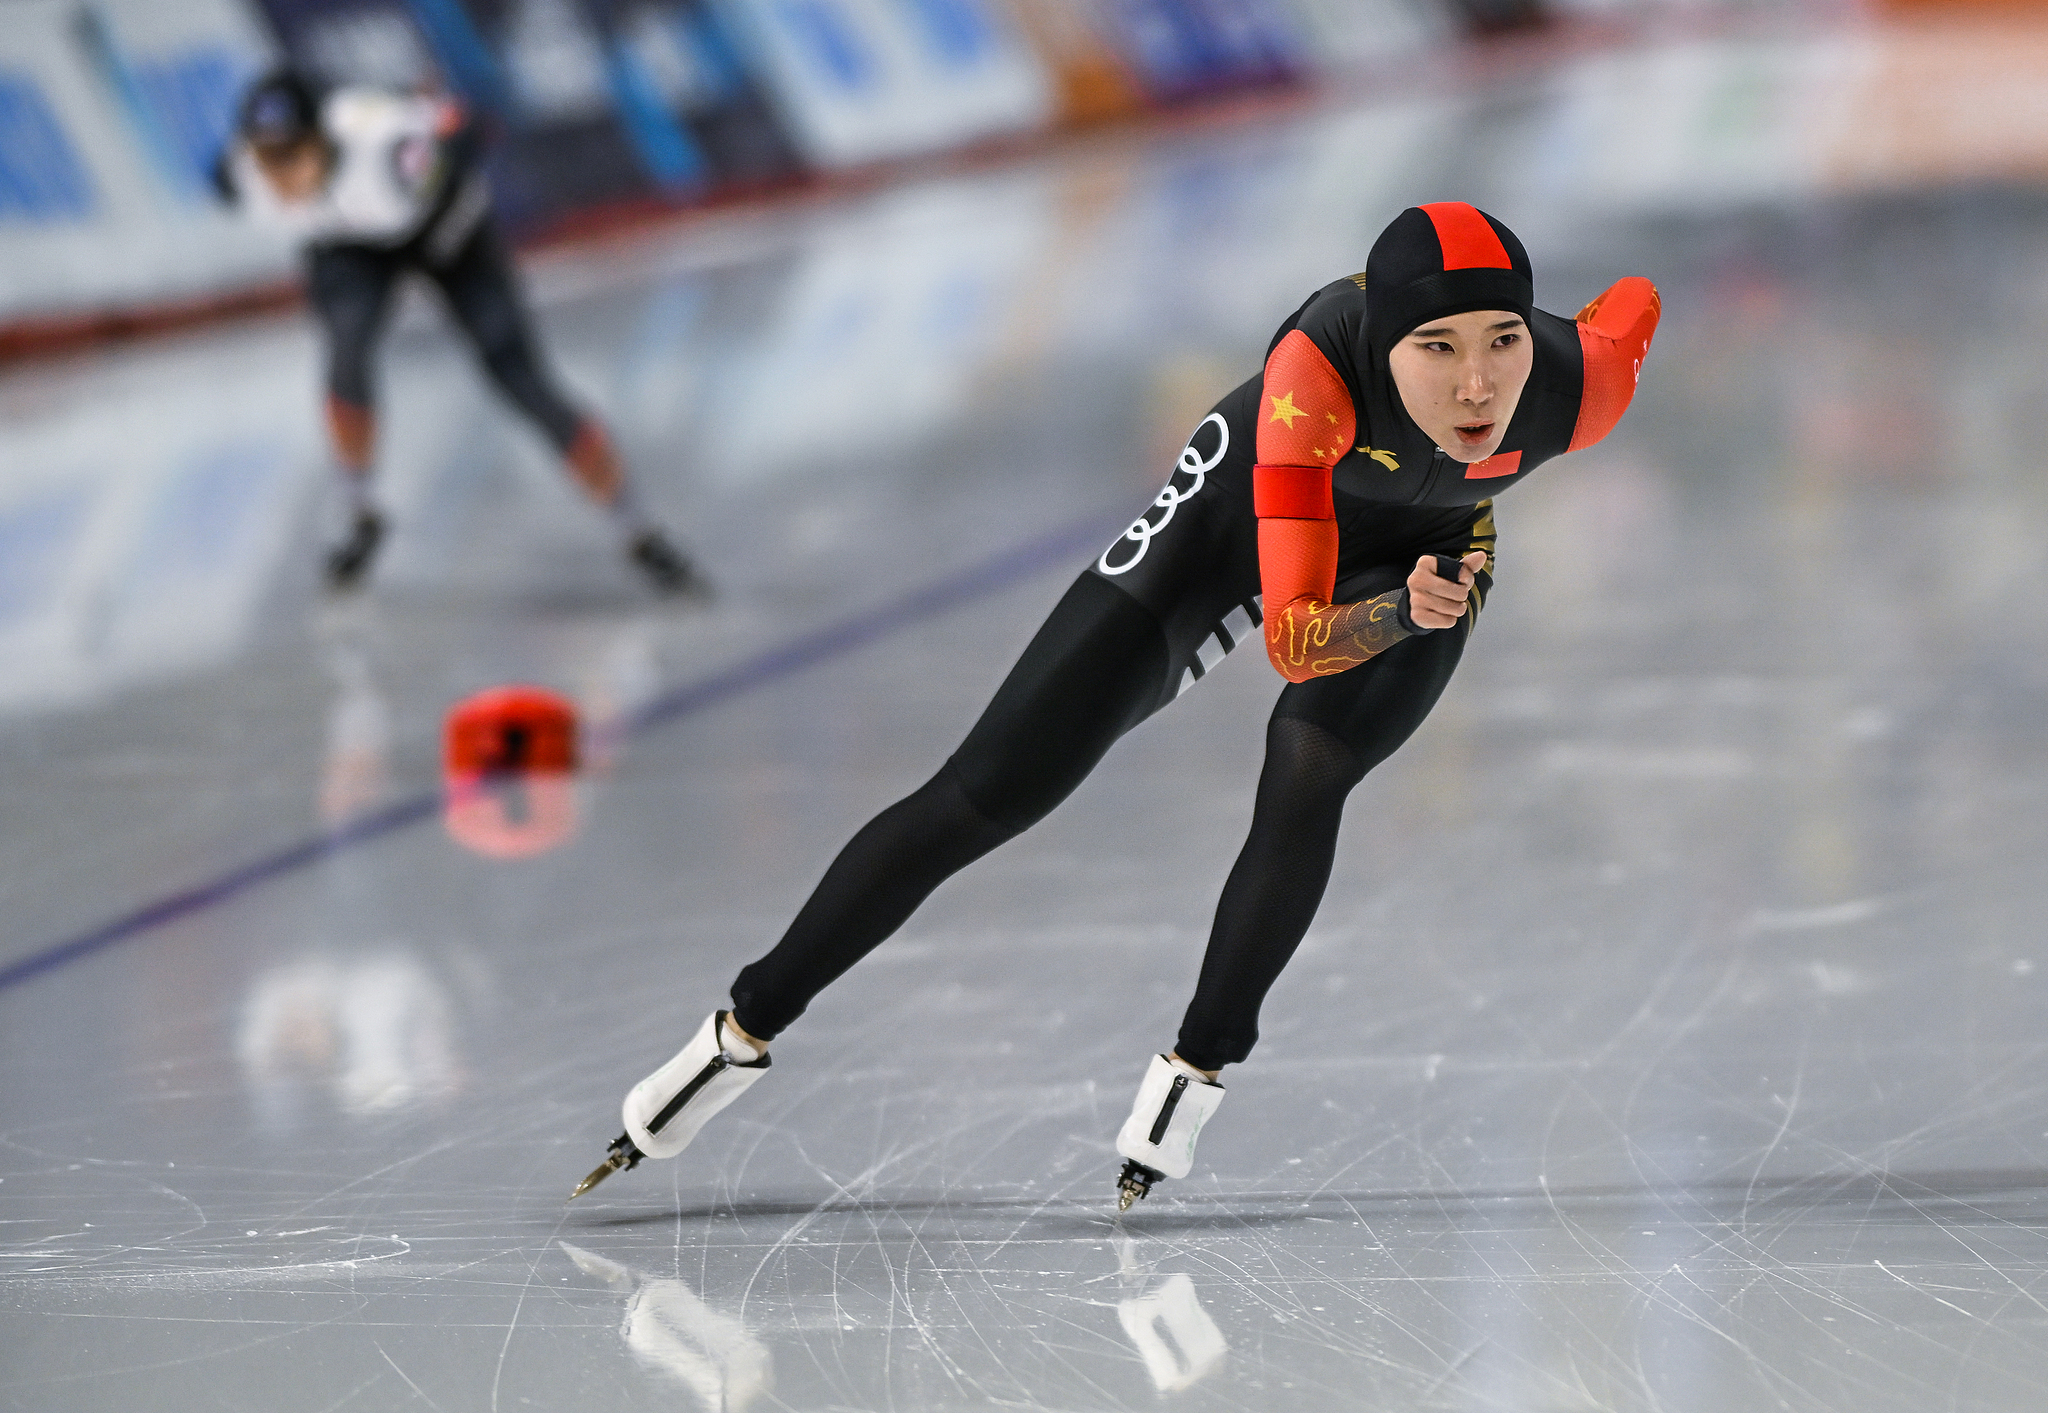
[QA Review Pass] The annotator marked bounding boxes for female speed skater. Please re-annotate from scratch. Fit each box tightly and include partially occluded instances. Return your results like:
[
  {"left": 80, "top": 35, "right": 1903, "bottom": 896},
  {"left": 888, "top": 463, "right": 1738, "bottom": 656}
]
[
  {"left": 572, "top": 202, "right": 1660, "bottom": 1209},
  {"left": 218, "top": 71, "right": 709, "bottom": 596}
]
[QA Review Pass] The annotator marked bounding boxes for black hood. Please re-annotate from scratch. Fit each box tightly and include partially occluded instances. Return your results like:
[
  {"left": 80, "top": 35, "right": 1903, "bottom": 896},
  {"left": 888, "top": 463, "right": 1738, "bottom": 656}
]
[{"left": 1364, "top": 203, "right": 1534, "bottom": 365}]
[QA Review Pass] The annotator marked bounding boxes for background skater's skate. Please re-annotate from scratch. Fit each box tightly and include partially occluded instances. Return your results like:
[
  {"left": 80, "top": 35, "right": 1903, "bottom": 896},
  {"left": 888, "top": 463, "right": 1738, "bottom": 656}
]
[
  {"left": 324, "top": 508, "right": 385, "bottom": 590},
  {"left": 628, "top": 528, "right": 715, "bottom": 600},
  {"left": 1114, "top": 1055, "right": 1224, "bottom": 1210}
]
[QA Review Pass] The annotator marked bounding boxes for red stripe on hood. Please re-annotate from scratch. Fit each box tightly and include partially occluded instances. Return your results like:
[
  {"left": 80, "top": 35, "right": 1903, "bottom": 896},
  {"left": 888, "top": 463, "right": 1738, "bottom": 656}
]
[{"left": 1420, "top": 202, "right": 1512, "bottom": 271}]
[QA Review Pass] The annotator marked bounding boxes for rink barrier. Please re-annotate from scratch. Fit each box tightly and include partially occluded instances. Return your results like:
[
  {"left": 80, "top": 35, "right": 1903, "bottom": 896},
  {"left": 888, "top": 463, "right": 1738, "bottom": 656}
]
[
  {"left": 2, "top": 0, "right": 1615, "bottom": 360},
  {"left": 0, "top": 510, "right": 1123, "bottom": 995},
  {"left": 0, "top": 74, "right": 1324, "bottom": 364},
  {"left": 2, "top": 0, "right": 1845, "bottom": 355}
]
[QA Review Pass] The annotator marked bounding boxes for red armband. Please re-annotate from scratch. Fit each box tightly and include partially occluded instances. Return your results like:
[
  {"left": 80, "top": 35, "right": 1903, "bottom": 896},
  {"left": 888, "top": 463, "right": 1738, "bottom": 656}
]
[{"left": 1253, "top": 463, "right": 1334, "bottom": 520}]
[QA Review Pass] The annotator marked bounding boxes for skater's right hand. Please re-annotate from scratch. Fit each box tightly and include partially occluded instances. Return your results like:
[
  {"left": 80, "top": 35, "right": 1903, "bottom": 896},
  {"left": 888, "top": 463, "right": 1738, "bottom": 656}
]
[{"left": 1406, "top": 551, "right": 1485, "bottom": 630}]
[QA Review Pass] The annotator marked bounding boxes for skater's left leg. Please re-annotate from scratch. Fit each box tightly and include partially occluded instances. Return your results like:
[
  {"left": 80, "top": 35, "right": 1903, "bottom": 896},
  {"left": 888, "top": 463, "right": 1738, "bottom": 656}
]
[
  {"left": 1113, "top": 615, "right": 1468, "bottom": 1207},
  {"left": 428, "top": 226, "right": 707, "bottom": 593},
  {"left": 1172, "top": 609, "right": 1470, "bottom": 1072},
  {"left": 428, "top": 223, "right": 586, "bottom": 452}
]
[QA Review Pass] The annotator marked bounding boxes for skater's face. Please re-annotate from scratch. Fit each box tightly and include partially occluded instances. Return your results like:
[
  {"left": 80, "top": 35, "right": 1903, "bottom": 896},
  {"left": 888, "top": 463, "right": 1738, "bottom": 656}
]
[
  {"left": 1387, "top": 309, "right": 1533, "bottom": 463},
  {"left": 253, "top": 136, "right": 329, "bottom": 202}
]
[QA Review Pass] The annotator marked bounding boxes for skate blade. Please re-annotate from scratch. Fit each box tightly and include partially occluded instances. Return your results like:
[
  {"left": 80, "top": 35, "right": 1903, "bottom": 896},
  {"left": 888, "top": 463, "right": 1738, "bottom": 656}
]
[
  {"left": 568, "top": 1158, "right": 621, "bottom": 1201},
  {"left": 568, "top": 1135, "right": 643, "bottom": 1201}
]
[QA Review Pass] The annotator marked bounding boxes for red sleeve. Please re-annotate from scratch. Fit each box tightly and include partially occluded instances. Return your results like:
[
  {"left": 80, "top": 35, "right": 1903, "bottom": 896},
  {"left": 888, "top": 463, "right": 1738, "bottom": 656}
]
[
  {"left": 1254, "top": 331, "right": 1417, "bottom": 681},
  {"left": 1568, "top": 277, "right": 1660, "bottom": 453}
]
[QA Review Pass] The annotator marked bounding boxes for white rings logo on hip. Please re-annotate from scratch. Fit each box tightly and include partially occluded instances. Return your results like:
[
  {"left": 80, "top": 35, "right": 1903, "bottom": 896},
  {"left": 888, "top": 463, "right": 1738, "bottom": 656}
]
[{"left": 1098, "top": 415, "right": 1229, "bottom": 577}]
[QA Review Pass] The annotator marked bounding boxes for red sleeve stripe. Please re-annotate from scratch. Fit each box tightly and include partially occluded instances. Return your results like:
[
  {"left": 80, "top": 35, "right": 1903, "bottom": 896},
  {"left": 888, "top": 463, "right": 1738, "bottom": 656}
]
[
  {"left": 1419, "top": 202, "right": 1512, "bottom": 271},
  {"left": 1253, "top": 463, "right": 1334, "bottom": 519}
]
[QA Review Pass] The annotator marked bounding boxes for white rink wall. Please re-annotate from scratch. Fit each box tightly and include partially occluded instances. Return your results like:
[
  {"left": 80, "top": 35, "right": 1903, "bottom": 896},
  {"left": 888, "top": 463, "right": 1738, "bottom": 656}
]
[{"left": 0, "top": 0, "right": 290, "bottom": 322}]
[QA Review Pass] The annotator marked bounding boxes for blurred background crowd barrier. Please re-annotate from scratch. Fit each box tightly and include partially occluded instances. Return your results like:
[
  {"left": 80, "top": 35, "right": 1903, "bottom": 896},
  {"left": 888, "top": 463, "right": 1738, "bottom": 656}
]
[{"left": 0, "top": 0, "right": 1896, "bottom": 351}]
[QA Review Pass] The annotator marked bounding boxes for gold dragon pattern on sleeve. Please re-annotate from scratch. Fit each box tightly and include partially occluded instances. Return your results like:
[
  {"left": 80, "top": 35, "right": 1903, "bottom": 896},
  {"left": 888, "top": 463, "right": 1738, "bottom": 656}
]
[{"left": 1264, "top": 589, "right": 1414, "bottom": 681}]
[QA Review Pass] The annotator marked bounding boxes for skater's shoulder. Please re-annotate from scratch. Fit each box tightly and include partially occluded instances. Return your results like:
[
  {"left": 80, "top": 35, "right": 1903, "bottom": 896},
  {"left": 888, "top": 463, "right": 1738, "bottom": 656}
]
[
  {"left": 1526, "top": 305, "right": 1586, "bottom": 378},
  {"left": 1303, "top": 273, "right": 1371, "bottom": 323},
  {"left": 1264, "top": 276, "right": 1370, "bottom": 371},
  {"left": 321, "top": 86, "right": 439, "bottom": 143},
  {"left": 1295, "top": 278, "right": 1374, "bottom": 358}
]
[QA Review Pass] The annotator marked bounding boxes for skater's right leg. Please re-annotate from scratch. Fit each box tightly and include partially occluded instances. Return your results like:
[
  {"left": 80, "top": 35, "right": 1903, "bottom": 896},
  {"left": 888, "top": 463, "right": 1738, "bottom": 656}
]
[
  {"left": 573, "top": 574, "right": 1170, "bottom": 1193},
  {"left": 728, "top": 572, "right": 1171, "bottom": 1040},
  {"left": 585, "top": 398, "right": 1253, "bottom": 1190},
  {"left": 428, "top": 226, "right": 710, "bottom": 596},
  {"left": 306, "top": 244, "right": 402, "bottom": 587},
  {"left": 727, "top": 399, "right": 1256, "bottom": 1046}
]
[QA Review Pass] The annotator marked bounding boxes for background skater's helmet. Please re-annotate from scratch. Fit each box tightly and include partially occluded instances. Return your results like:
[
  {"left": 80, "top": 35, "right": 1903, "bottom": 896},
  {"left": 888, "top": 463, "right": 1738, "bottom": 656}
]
[{"left": 237, "top": 70, "right": 321, "bottom": 153}]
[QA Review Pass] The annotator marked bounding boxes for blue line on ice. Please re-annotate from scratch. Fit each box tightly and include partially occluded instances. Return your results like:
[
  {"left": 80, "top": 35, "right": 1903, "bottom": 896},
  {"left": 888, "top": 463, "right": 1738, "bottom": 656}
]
[{"left": 0, "top": 515, "right": 1116, "bottom": 994}]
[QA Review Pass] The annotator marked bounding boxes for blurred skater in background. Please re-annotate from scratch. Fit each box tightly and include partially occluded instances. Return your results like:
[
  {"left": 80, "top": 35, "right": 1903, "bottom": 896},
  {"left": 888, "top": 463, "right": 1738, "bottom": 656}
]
[
  {"left": 573, "top": 203, "right": 1660, "bottom": 1211},
  {"left": 216, "top": 70, "right": 709, "bottom": 596}
]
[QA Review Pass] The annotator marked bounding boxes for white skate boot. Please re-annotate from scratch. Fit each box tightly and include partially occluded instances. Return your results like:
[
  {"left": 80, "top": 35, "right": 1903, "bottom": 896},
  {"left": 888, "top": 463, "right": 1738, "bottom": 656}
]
[
  {"left": 570, "top": 1011, "right": 771, "bottom": 1198},
  {"left": 1114, "top": 1054, "right": 1225, "bottom": 1210}
]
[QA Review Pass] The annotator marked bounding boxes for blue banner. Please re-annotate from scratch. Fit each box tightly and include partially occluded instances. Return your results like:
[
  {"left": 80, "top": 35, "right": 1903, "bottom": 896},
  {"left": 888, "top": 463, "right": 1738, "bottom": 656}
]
[
  {"left": 0, "top": 71, "right": 98, "bottom": 221},
  {"left": 250, "top": 0, "right": 798, "bottom": 227},
  {"left": 1100, "top": 0, "right": 1306, "bottom": 101}
]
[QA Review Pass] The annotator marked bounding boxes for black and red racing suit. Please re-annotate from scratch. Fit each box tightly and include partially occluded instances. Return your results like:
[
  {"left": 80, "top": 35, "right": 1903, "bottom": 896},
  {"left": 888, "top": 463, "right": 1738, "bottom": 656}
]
[{"left": 731, "top": 203, "right": 1660, "bottom": 1070}]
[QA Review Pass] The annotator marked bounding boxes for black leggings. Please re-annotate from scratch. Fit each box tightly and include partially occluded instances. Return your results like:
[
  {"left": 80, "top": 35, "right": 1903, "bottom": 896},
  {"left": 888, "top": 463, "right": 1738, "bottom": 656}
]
[
  {"left": 732, "top": 380, "right": 1496, "bottom": 1069},
  {"left": 305, "top": 225, "right": 585, "bottom": 452}
]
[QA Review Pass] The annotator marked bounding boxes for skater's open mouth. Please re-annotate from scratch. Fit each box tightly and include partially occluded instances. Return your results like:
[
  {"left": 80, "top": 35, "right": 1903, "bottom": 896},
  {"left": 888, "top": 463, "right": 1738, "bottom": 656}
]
[{"left": 1454, "top": 421, "right": 1494, "bottom": 447}]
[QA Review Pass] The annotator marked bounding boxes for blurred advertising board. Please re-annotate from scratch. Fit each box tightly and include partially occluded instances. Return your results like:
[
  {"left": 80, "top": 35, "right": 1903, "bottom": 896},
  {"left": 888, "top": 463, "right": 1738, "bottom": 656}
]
[
  {"left": 0, "top": 0, "right": 289, "bottom": 322},
  {"left": 79, "top": 0, "right": 276, "bottom": 202},
  {"left": 712, "top": 0, "right": 1055, "bottom": 167},
  {"left": 250, "top": 0, "right": 801, "bottom": 225},
  {"left": 1285, "top": 0, "right": 1446, "bottom": 66},
  {"left": 1091, "top": 0, "right": 1306, "bottom": 102},
  {"left": 1002, "top": 0, "right": 1145, "bottom": 125}
]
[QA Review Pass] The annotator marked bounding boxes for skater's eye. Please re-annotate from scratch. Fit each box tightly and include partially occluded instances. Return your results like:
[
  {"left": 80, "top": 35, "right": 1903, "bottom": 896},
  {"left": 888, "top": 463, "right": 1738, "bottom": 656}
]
[{"left": 1491, "top": 332, "right": 1521, "bottom": 350}]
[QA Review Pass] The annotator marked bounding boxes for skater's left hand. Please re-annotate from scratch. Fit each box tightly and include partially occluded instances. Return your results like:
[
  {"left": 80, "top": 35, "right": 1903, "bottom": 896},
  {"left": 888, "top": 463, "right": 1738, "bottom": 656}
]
[{"left": 1405, "top": 551, "right": 1485, "bottom": 631}]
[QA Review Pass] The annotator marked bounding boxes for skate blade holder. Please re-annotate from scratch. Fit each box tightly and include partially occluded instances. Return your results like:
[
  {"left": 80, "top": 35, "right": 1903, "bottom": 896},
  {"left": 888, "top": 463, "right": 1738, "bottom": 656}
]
[
  {"left": 1118, "top": 1159, "right": 1165, "bottom": 1212},
  {"left": 442, "top": 685, "right": 580, "bottom": 860}
]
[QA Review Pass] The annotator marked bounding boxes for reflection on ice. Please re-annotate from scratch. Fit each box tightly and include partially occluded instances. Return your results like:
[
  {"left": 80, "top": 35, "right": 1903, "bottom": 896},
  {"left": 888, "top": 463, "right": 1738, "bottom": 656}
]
[
  {"left": 442, "top": 772, "right": 582, "bottom": 859},
  {"left": 571, "top": 611, "right": 666, "bottom": 764},
  {"left": 1113, "top": 1237, "right": 1226, "bottom": 1393},
  {"left": 236, "top": 951, "right": 460, "bottom": 1125},
  {"left": 561, "top": 1242, "right": 773, "bottom": 1413},
  {"left": 1118, "top": 1273, "right": 1227, "bottom": 1393},
  {"left": 315, "top": 606, "right": 393, "bottom": 828}
]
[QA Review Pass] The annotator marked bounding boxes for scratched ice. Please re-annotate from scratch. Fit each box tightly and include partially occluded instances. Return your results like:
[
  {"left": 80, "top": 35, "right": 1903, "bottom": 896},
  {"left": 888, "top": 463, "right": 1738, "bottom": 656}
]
[{"left": 10, "top": 26, "right": 2048, "bottom": 1413}]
